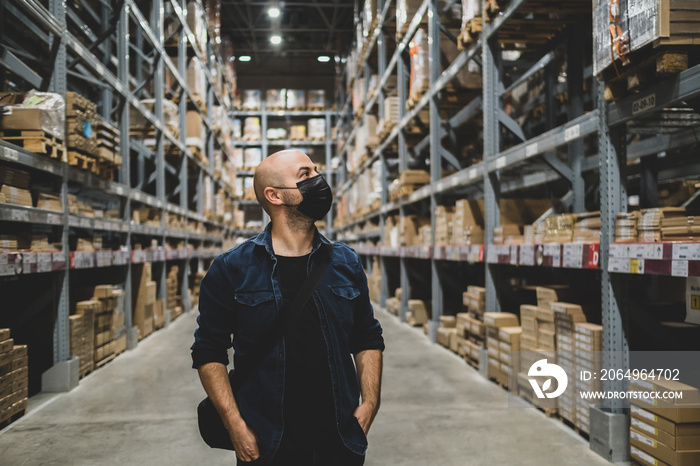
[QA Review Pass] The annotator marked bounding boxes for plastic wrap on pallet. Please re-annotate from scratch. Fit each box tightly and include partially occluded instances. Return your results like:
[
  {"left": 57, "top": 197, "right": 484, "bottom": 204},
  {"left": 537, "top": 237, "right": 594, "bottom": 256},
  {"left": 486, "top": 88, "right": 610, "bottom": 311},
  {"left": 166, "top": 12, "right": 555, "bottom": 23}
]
[
  {"left": 242, "top": 90, "right": 262, "bottom": 110},
  {"left": 363, "top": 0, "right": 378, "bottom": 38},
  {"left": 0, "top": 91, "right": 66, "bottom": 140},
  {"left": 266, "top": 89, "right": 286, "bottom": 109},
  {"left": 131, "top": 99, "right": 178, "bottom": 129},
  {"left": 409, "top": 29, "right": 430, "bottom": 102},
  {"left": 593, "top": 0, "right": 666, "bottom": 76},
  {"left": 307, "top": 118, "right": 326, "bottom": 139},
  {"left": 187, "top": 1, "right": 208, "bottom": 55},
  {"left": 187, "top": 57, "right": 207, "bottom": 98},
  {"left": 461, "top": 0, "right": 481, "bottom": 29},
  {"left": 243, "top": 148, "right": 262, "bottom": 168},
  {"left": 243, "top": 117, "right": 261, "bottom": 140},
  {"left": 397, "top": 0, "right": 424, "bottom": 37},
  {"left": 307, "top": 90, "right": 326, "bottom": 109},
  {"left": 286, "top": 90, "right": 306, "bottom": 109}
]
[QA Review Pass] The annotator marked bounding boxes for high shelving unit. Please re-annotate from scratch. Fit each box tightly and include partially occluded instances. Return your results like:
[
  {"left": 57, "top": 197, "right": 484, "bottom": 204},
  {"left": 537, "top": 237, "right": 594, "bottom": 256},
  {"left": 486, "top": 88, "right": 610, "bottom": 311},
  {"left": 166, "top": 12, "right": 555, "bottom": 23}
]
[
  {"left": 0, "top": 0, "right": 244, "bottom": 392},
  {"left": 231, "top": 104, "right": 336, "bottom": 235},
  {"left": 333, "top": 0, "right": 700, "bottom": 462}
]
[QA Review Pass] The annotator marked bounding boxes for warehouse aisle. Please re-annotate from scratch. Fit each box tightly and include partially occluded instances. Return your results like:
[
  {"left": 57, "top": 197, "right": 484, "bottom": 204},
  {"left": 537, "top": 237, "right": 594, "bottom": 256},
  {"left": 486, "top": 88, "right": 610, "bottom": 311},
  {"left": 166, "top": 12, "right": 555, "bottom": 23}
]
[{"left": 0, "top": 307, "right": 609, "bottom": 465}]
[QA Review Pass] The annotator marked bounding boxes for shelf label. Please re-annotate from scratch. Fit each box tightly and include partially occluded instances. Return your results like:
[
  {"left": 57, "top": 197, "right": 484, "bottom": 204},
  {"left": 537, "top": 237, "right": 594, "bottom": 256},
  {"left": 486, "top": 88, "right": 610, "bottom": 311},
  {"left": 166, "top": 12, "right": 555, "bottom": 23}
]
[
  {"left": 673, "top": 243, "right": 700, "bottom": 261},
  {"left": 4, "top": 148, "right": 19, "bottom": 161},
  {"left": 486, "top": 247, "right": 498, "bottom": 264},
  {"left": 496, "top": 157, "right": 507, "bottom": 169},
  {"left": 564, "top": 124, "right": 580, "bottom": 142},
  {"left": 632, "top": 93, "right": 656, "bottom": 116},
  {"left": 519, "top": 245, "right": 535, "bottom": 266},
  {"left": 672, "top": 260, "right": 689, "bottom": 277},
  {"left": 525, "top": 143, "right": 539, "bottom": 157},
  {"left": 510, "top": 245, "right": 518, "bottom": 265},
  {"left": 608, "top": 257, "right": 630, "bottom": 273},
  {"left": 563, "top": 251, "right": 583, "bottom": 269},
  {"left": 11, "top": 209, "right": 29, "bottom": 222},
  {"left": 37, "top": 253, "right": 52, "bottom": 273},
  {"left": 80, "top": 218, "right": 91, "bottom": 228}
]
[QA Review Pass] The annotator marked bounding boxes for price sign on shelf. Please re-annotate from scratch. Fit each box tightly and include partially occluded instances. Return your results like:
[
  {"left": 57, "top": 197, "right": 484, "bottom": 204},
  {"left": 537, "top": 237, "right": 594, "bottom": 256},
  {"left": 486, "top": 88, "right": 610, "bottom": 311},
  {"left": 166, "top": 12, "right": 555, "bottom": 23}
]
[
  {"left": 673, "top": 244, "right": 700, "bottom": 261},
  {"left": 37, "top": 253, "right": 52, "bottom": 273},
  {"left": 672, "top": 260, "right": 689, "bottom": 277}
]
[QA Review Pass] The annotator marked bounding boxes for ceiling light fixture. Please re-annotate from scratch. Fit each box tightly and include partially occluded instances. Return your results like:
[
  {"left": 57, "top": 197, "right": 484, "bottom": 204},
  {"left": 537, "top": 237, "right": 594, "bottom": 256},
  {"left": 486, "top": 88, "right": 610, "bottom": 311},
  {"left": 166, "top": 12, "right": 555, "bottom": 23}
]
[
  {"left": 238, "top": 55, "right": 251, "bottom": 62},
  {"left": 317, "top": 56, "right": 330, "bottom": 62},
  {"left": 270, "top": 35, "right": 282, "bottom": 45},
  {"left": 268, "top": 7, "right": 280, "bottom": 18}
]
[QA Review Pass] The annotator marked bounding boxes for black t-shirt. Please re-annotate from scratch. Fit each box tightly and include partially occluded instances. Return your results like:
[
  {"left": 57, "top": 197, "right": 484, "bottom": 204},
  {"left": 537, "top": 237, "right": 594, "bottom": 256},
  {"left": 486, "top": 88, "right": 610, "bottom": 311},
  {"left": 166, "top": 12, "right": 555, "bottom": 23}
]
[{"left": 275, "top": 253, "right": 336, "bottom": 450}]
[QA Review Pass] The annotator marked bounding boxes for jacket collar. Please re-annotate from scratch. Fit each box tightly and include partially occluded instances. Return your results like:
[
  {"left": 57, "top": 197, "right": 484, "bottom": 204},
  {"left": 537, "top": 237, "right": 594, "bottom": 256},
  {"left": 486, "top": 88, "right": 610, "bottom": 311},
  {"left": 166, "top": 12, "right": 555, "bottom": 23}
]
[{"left": 253, "top": 222, "right": 332, "bottom": 257}]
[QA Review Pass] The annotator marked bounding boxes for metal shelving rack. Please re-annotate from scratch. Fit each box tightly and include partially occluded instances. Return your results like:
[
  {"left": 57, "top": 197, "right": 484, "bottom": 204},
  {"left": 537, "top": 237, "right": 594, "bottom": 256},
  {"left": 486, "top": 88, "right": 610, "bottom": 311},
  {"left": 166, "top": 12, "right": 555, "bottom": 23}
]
[
  {"left": 332, "top": 0, "right": 700, "bottom": 461},
  {"left": 1, "top": 0, "right": 244, "bottom": 392},
  {"left": 231, "top": 104, "right": 336, "bottom": 236}
]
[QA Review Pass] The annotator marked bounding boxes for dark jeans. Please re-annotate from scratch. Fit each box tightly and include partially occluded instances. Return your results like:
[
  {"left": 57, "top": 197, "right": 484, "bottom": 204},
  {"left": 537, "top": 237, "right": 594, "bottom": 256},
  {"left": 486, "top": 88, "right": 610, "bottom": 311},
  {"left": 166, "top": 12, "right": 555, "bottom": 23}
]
[{"left": 237, "top": 435, "right": 365, "bottom": 466}]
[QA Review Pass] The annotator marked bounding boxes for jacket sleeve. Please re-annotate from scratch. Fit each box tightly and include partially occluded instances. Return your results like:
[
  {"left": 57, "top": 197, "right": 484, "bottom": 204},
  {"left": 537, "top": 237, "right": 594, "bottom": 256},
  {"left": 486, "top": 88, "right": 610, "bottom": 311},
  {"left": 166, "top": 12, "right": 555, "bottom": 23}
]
[
  {"left": 191, "top": 253, "right": 236, "bottom": 368},
  {"left": 349, "top": 250, "right": 385, "bottom": 355}
]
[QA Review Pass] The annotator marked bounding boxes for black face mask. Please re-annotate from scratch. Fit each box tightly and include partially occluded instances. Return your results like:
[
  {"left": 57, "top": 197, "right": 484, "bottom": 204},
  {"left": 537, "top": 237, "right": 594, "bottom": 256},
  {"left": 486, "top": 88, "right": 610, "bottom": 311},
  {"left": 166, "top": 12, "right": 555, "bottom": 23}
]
[{"left": 274, "top": 174, "right": 333, "bottom": 220}]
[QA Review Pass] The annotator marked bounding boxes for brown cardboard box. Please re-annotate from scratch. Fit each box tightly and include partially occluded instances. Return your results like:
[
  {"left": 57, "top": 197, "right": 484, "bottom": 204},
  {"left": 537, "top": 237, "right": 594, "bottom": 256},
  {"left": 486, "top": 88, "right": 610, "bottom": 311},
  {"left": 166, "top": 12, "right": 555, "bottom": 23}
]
[
  {"left": 11, "top": 356, "right": 27, "bottom": 371},
  {"left": 631, "top": 405, "right": 700, "bottom": 437},
  {"left": 536, "top": 286, "right": 572, "bottom": 308},
  {"left": 483, "top": 312, "right": 519, "bottom": 328},
  {"left": 439, "top": 316, "right": 456, "bottom": 328},
  {"left": 631, "top": 415, "right": 700, "bottom": 450},
  {"left": 449, "top": 332, "right": 461, "bottom": 353},
  {"left": 399, "top": 170, "right": 430, "bottom": 186},
  {"left": 537, "top": 329, "right": 556, "bottom": 350},
  {"left": 407, "top": 300, "right": 429, "bottom": 324},
  {"left": 0, "top": 339, "right": 13, "bottom": 354},
  {"left": 186, "top": 111, "right": 203, "bottom": 139},
  {"left": 113, "top": 333, "right": 127, "bottom": 354},
  {"left": 154, "top": 299, "right": 165, "bottom": 329},
  {"left": 93, "top": 285, "right": 114, "bottom": 299},
  {"left": 631, "top": 428, "right": 700, "bottom": 466},
  {"left": 630, "top": 445, "right": 671, "bottom": 466},
  {"left": 437, "top": 327, "right": 454, "bottom": 348},
  {"left": 630, "top": 396, "right": 700, "bottom": 424},
  {"left": 499, "top": 327, "right": 522, "bottom": 350},
  {"left": 0, "top": 329, "right": 9, "bottom": 342}
]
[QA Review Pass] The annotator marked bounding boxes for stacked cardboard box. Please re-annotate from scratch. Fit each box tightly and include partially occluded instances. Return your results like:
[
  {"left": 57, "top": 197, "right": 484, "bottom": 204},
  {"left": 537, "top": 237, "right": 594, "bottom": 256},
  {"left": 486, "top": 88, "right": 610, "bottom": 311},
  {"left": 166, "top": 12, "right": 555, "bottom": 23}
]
[
  {"left": 111, "top": 288, "right": 126, "bottom": 355},
  {"left": 398, "top": 215, "right": 431, "bottom": 246},
  {"left": 498, "top": 327, "right": 522, "bottom": 387},
  {"left": 134, "top": 263, "right": 156, "bottom": 339},
  {"left": 0, "top": 329, "right": 28, "bottom": 426},
  {"left": 286, "top": 90, "right": 306, "bottom": 110},
  {"left": 95, "top": 120, "right": 120, "bottom": 167},
  {"left": 65, "top": 92, "right": 98, "bottom": 157},
  {"left": 73, "top": 300, "right": 98, "bottom": 376},
  {"left": 452, "top": 199, "right": 485, "bottom": 246},
  {"left": 389, "top": 170, "right": 430, "bottom": 201},
  {"left": 93, "top": 285, "right": 118, "bottom": 365},
  {"left": 435, "top": 206, "right": 455, "bottom": 246},
  {"left": 266, "top": 89, "right": 286, "bottom": 110},
  {"left": 0, "top": 165, "right": 32, "bottom": 207},
  {"left": 406, "top": 299, "right": 429, "bottom": 327},
  {"left": 436, "top": 315, "right": 457, "bottom": 350},
  {"left": 307, "top": 90, "right": 325, "bottom": 110},
  {"left": 367, "top": 257, "right": 382, "bottom": 304},
  {"left": 629, "top": 379, "right": 700, "bottom": 466},
  {"left": 192, "top": 271, "right": 206, "bottom": 307},
  {"left": 385, "top": 288, "right": 401, "bottom": 316},
  {"left": 484, "top": 312, "right": 519, "bottom": 386},
  {"left": 166, "top": 266, "right": 182, "bottom": 323},
  {"left": 462, "top": 286, "right": 486, "bottom": 367},
  {"left": 574, "top": 322, "right": 603, "bottom": 434},
  {"left": 553, "top": 303, "right": 587, "bottom": 425}
]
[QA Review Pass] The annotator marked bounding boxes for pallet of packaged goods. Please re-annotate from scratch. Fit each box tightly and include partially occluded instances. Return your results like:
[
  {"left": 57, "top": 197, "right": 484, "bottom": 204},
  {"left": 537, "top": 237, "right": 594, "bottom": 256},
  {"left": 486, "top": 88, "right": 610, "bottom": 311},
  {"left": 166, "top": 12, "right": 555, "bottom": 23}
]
[
  {"left": 0, "top": 165, "right": 32, "bottom": 208},
  {"left": 406, "top": 299, "right": 430, "bottom": 327},
  {"left": 133, "top": 263, "right": 156, "bottom": 340},
  {"left": 286, "top": 90, "right": 306, "bottom": 111},
  {"left": 388, "top": 169, "right": 431, "bottom": 201},
  {"left": 436, "top": 315, "right": 457, "bottom": 350},
  {"left": 458, "top": 0, "right": 482, "bottom": 49},
  {"left": 593, "top": 0, "right": 700, "bottom": 100},
  {"left": 407, "top": 29, "right": 430, "bottom": 110},
  {"left": 0, "top": 91, "right": 67, "bottom": 161},
  {"left": 0, "top": 329, "right": 28, "bottom": 428},
  {"left": 483, "top": 312, "right": 519, "bottom": 388},
  {"left": 95, "top": 120, "right": 121, "bottom": 168},
  {"left": 396, "top": 0, "right": 427, "bottom": 42}
]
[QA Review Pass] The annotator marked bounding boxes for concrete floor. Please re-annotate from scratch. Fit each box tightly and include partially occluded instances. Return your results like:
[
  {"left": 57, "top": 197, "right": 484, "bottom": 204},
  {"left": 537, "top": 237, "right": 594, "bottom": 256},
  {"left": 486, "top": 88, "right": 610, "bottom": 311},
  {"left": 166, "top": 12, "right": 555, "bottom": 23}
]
[{"left": 0, "top": 307, "right": 611, "bottom": 465}]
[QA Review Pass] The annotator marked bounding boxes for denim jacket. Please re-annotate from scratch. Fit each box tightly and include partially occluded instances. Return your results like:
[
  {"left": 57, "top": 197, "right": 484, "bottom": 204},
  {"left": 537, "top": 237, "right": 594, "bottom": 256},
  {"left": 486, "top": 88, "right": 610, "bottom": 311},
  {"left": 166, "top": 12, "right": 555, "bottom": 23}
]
[{"left": 191, "top": 223, "right": 385, "bottom": 461}]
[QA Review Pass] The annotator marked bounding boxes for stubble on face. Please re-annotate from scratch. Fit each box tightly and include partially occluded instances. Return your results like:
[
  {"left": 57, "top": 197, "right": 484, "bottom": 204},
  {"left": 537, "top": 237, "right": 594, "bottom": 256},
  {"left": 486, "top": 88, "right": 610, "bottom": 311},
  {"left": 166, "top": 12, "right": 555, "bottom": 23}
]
[{"left": 280, "top": 189, "right": 315, "bottom": 233}]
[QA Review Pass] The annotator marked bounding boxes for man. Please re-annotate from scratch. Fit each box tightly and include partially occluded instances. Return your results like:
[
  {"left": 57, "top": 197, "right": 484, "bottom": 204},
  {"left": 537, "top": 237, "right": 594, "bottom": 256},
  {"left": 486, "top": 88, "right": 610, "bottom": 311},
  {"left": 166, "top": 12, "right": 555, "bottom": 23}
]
[{"left": 191, "top": 150, "right": 384, "bottom": 465}]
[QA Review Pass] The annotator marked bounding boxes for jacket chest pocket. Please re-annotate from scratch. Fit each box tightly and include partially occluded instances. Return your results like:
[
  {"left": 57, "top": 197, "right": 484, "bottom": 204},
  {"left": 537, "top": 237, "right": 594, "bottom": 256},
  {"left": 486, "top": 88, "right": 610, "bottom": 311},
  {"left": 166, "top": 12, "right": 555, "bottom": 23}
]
[
  {"left": 234, "top": 290, "right": 276, "bottom": 339},
  {"left": 330, "top": 285, "right": 360, "bottom": 329}
]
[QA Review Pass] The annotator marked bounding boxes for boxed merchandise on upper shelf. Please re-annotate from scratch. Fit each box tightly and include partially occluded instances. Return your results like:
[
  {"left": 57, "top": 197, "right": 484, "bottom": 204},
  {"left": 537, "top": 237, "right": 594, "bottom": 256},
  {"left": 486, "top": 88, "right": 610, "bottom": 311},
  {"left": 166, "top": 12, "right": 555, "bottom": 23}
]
[
  {"left": 593, "top": 0, "right": 700, "bottom": 99},
  {"left": 242, "top": 90, "right": 262, "bottom": 111},
  {"left": 396, "top": 0, "right": 426, "bottom": 41}
]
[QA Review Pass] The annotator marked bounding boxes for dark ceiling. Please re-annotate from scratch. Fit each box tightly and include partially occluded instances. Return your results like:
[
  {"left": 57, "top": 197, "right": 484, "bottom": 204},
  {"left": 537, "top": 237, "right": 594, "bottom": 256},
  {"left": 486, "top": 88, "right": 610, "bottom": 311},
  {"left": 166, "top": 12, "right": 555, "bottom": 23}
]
[{"left": 222, "top": 1, "right": 356, "bottom": 78}]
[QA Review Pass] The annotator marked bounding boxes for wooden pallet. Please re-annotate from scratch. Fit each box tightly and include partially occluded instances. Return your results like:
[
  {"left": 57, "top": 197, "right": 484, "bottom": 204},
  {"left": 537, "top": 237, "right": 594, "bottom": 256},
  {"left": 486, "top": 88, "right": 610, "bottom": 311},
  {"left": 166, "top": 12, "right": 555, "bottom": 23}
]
[
  {"left": 0, "top": 130, "right": 66, "bottom": 161},
  {"left": 602, "top": 46, "right": 692, "bottom": 101},
  {"left": 286, "top": 107, "right": 307, "bottom": 112},
  {"left": 0, "top": 408, "right": 26, "bottom": 429},
  {"left": 95, "top": 353, "right": 116, "bottom": 369}
]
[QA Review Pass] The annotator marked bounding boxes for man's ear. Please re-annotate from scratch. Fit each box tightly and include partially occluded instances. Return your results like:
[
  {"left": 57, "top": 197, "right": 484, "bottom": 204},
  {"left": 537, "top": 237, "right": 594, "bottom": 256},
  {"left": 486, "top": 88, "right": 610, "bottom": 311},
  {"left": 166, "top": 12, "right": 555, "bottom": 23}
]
[{"left": 265, "top": 186, "right": 283, "bottom": 206}]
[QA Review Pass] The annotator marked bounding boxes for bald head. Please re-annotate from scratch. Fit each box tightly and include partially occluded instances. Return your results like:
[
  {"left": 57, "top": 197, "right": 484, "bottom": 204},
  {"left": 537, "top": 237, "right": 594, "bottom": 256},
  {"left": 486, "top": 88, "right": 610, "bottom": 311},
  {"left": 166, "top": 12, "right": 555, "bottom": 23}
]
[{"left": 253, "top": 150, "right": 316, "bottom": 215}]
